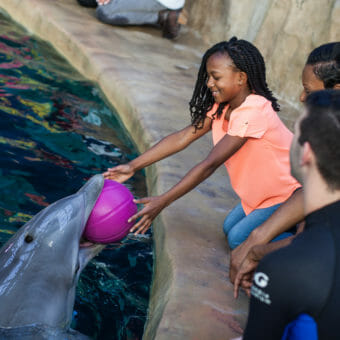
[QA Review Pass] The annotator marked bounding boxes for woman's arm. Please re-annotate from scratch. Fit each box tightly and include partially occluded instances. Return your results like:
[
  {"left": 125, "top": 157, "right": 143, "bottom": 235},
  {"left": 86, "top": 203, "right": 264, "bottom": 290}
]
[
  {"left": 129, "top": 133, "right": 248, "bottom": 234},
  {"left": 229, "top": 188, "right": 304, "bottom": 283},
  {"left": 233, "top": 220, "right": 305, "bottom": 298},
  {"left": 233, "top": 235, "right": 295, "bottom": 298},
  {"left": 104, "top": 118, "right": 212, "bottom": 182}
]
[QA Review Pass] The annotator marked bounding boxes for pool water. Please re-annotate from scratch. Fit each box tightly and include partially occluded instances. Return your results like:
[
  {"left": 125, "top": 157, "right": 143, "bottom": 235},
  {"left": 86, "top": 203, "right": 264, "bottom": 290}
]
[{"left": 0, "top": 11, "right": 152, "bottom": 340}]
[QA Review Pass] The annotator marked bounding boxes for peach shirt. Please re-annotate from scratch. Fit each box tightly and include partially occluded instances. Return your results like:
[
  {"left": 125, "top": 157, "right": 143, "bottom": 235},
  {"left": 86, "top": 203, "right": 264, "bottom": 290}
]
[{"left": 207, "top": 94, "right": 301, "bottom": 215}]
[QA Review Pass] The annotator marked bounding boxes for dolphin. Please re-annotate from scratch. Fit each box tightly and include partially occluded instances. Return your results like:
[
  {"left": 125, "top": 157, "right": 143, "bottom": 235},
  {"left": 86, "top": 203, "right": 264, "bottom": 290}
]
[{"left": 0, "top": 174, "right": 106, "bottom": 339}]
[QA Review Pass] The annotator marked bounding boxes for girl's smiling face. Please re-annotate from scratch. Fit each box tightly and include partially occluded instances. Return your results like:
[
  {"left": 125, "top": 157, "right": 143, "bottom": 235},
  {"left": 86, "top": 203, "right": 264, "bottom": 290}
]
[
  {"left": 206, "top": 52, "right": 246, "bottom": 105},
  {"left": 300, "top": 64, "right": 325, "bottom": 102}
]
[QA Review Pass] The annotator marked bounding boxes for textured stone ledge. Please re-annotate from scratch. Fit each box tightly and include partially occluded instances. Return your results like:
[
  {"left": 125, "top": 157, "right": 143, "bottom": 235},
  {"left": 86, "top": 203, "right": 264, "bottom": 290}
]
[{"left": 0, "top": 1, "right": 249, "bottom": 339}]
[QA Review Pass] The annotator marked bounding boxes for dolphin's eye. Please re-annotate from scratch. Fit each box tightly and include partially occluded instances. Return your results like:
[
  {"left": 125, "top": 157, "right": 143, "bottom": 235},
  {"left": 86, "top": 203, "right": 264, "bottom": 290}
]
[{"left": 24, "top": 235, "right": 34, "bottom": 243}]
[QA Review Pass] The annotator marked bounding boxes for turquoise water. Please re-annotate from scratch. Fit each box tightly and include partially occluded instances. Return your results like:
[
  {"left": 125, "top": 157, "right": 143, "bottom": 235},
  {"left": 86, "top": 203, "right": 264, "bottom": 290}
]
[{"left": 0, "top": 12, "right": 152, "bottom": 340}]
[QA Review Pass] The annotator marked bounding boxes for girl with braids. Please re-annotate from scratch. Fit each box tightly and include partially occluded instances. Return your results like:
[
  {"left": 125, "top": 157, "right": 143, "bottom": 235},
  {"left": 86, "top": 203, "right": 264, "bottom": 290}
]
[{"left": 104, "top": 37, "right": 300, "bottom": 247}]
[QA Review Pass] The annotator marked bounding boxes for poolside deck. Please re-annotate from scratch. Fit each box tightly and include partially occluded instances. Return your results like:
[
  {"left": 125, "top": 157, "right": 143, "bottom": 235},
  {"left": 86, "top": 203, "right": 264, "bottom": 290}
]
[{"left": 0, "top": 1, "right": 249, "bottom": 338}]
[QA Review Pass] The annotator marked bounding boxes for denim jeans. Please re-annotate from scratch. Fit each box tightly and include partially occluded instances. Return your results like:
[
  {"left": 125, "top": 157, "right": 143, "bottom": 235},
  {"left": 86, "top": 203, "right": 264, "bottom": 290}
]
[{"left": 223, "top": 202, "right": 293, "bottom": 250}]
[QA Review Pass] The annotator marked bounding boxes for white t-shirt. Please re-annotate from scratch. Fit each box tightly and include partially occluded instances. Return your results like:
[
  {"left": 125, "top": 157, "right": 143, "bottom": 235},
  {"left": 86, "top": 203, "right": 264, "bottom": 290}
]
[{"left": 157, "top": 0, "right": 185, "bottom": 10}]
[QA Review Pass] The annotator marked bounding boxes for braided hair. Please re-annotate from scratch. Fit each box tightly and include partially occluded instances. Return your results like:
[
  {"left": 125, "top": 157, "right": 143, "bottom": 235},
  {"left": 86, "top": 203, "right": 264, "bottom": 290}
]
[
  {"left": 306, "top": 42, "right": 340, "bottom": 89},
  {"left": 190, "top": 37, "right": 280, "bottom": 130}
]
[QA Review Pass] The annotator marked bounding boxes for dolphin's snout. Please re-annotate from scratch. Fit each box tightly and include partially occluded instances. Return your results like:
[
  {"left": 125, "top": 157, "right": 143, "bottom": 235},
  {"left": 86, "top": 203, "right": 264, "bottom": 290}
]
[{"left": 79, "top": 175, "right": 104, "bottom": 227}]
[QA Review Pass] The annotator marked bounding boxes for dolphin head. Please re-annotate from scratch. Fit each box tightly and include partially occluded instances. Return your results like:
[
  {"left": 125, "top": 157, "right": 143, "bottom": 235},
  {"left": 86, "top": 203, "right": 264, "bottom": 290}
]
[{"left": 0, "top": 174, "right": 105, "bottom": 330}]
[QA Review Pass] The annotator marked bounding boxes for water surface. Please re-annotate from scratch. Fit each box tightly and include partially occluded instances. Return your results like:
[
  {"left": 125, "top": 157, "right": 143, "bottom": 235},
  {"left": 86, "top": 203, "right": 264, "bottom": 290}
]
[{"left": 0, "top": 11, "right": 152, "bottom": 340}]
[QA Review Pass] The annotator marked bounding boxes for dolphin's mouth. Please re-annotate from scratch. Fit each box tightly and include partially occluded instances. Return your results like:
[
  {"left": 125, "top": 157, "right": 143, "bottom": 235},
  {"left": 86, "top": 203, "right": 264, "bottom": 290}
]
[
  {"left": 77, "top": 237, "right": 105, "bottom": 275},
  {"left": 79, "top": 237, "right": 97, "bottom": 248}
]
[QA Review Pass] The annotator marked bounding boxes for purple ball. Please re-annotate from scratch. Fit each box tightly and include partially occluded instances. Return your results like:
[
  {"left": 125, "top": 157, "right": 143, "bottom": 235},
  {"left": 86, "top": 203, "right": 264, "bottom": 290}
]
[{"left": 83, "top": 179, "right": 137, "bottom": 243}]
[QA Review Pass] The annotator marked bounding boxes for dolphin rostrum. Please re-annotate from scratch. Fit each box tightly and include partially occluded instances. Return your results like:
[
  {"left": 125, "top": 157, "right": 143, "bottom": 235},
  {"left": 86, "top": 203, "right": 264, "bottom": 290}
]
[{"left": 0, "top": 174, "right": 106, "bottom": 339}]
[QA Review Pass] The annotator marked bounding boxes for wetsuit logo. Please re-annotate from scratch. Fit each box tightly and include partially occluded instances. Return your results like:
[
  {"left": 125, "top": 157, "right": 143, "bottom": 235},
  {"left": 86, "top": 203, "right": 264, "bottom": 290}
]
[
  {"left": 254, "top": 272, "right": 269, "bottom": 288},
  {"left": 252, "top": 272, "right": 271, "bottom": 305}
]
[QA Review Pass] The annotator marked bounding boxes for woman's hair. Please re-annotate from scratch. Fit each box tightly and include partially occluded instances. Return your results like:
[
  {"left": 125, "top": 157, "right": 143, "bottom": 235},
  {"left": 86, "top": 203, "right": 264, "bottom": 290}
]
[
  {"left": 189, "top": 37, "right": 279, "bottom": 129},
  {"left": 299, "top": 90, "right": 340, "bottom": 190},
  {"left": 306, "top": 42, "right": 340, "bottom": 89}
]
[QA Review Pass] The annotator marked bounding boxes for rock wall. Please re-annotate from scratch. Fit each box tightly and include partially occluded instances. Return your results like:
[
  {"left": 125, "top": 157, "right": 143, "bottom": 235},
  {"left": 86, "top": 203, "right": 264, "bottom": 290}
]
[{"left": 185, "top": 0, "right": 340, "bottom": 109}]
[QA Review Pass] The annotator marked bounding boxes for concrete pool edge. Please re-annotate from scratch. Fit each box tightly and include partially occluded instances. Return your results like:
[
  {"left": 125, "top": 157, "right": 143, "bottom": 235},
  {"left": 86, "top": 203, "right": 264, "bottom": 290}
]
[{"left": 0, "top": 1, "right": 249, "bottom": 339}]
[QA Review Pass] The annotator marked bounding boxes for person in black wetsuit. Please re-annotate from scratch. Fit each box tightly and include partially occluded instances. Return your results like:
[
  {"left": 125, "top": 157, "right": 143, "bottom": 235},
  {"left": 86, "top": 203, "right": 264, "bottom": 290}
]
[{"left": 243, "top": 90, "right": 340, "bottom": 340}]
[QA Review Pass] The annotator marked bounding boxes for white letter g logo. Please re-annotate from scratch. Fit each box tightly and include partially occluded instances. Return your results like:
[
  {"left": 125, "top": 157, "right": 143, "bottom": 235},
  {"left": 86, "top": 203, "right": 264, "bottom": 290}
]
[{"left": 254, "top": 272, "right": 269, "bottom": 288}]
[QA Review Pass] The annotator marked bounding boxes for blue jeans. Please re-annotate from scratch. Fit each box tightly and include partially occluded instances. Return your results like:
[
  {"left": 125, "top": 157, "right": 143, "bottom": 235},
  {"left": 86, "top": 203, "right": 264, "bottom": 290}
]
[{"left": 223, "top": 202, "right": 293, "bottom": 250}]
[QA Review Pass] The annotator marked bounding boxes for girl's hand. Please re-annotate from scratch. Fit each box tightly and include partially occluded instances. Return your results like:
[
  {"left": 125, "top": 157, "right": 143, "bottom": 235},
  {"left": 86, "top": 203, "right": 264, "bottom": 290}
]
[
  {"left": 103, "top": 164, "right": 134, "bottom": 183},
  {"left": 129, "top": 196, "right": 167, "bottom": 235}
]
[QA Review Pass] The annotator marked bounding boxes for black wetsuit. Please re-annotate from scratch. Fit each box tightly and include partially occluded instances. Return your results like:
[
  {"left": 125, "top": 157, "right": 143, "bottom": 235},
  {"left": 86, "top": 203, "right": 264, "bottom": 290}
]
[{"left": 243, "top": 200, "right": 340, "bottom": 340}]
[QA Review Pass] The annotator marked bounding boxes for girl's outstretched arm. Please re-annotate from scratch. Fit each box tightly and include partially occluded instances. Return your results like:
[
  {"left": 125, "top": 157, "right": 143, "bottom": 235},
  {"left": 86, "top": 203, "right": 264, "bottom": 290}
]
[
  {"left": 103, "top": 118, "right": 212, "bottom": 183},
  {"left": 129, "top": 133, "right": 247, "bottom": 234}
]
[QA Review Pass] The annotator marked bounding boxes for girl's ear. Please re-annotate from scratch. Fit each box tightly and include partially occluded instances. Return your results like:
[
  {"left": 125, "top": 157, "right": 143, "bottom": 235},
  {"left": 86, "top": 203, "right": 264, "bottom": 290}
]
[
  {"left": 333, "top": 83, "right": 340, "bottom": 90},
  {"left": 238, "top": 71, "right": 248, "bottom": 86}
]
